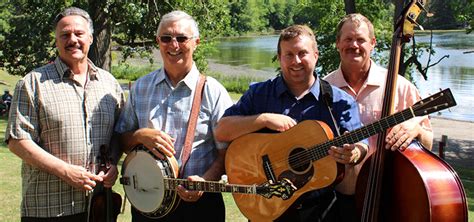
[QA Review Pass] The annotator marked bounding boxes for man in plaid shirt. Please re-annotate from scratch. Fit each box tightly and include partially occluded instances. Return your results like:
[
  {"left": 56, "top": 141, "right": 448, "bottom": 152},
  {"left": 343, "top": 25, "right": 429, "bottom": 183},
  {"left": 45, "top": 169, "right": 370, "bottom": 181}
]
[{"left": 5, "top": 7, "right": 124, "bottom": 221}]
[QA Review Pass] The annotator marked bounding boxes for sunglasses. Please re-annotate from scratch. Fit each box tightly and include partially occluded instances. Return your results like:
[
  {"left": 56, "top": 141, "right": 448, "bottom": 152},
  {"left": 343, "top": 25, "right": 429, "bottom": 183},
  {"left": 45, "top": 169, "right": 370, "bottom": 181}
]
[{"left": 159, "top": 35, "right": 194, "bottom": 43}]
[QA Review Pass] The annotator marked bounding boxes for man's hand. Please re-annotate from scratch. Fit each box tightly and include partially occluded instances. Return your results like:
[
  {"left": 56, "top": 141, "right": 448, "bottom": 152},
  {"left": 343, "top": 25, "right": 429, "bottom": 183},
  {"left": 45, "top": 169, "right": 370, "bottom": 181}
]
[
  {"left": 97, "top": 164, "right": 118, "bottom": 188},
  {"left": 261, "top": 113, "right": 297, "bottom": 132},
  {"left": 135, "top": 128, "right": 176, "bottom": 159},
  {"left": 176, "top": 175, "right": 205, "bottom": 202},
  {"left": 64, "top": 164, "right": 102, "bottom": 191},
  {"left": 385, "top": 121, "right": 420, "bottom": 151},
  {"left": 329, "top": 144, "right": 361, "bottom": 165}
]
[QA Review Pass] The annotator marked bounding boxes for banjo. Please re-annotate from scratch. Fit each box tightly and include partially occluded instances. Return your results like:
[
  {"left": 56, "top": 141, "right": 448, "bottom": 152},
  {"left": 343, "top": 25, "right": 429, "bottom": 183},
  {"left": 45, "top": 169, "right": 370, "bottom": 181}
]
[{"left": 120, "top": 145, "right": 296, "bottom": 218}]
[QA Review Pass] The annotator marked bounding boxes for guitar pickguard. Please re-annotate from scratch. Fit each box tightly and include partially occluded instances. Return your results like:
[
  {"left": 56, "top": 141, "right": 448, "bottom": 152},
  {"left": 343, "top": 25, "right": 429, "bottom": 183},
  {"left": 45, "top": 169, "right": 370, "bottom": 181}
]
[{"left": 278, "top": 167, "right": 314, "bottom": 189}]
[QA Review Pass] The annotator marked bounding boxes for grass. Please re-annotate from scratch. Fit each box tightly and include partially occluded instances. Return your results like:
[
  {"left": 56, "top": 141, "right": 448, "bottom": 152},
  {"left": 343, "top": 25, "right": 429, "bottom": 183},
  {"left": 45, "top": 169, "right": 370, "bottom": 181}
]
[{"left": 0, "top": 69, "right": 21, "bottom": 93}]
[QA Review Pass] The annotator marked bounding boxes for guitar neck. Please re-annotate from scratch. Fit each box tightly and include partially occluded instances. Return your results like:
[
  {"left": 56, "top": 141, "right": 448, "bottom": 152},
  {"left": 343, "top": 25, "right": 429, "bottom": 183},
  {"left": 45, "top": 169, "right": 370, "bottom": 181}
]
[
  {"left": 310, "top": 108, "right": 415, "bottom": 160},
  {"left": 164, "top": 178, "right": 259, "bottom": 194}
]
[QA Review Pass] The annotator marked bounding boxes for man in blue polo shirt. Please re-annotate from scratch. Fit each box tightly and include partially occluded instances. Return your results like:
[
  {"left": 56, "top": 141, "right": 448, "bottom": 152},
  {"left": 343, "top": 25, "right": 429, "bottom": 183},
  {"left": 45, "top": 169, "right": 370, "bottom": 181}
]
[{"left": 214, "top": 25, "right": 368, "bottom": 221}]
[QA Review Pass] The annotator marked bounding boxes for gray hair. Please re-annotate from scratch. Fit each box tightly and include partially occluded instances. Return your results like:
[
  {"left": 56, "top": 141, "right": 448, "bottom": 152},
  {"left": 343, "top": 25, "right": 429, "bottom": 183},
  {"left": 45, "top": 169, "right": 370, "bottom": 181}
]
[
  {"left": 156, "top": 10, "right": 199, "bottom": 37},
  {"left": 336, "top": 13, "right": 375, "bottom": 40},
  {"left": 54, "top": 7, "right": 94, "bottom": 35}
]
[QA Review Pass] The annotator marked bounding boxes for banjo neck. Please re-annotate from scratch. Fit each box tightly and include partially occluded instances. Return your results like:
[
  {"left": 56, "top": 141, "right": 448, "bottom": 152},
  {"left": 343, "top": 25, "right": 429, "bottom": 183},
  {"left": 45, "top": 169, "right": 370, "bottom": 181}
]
[
  {"left": 164, "top": 178, "right": 258, "bottom": 194},
  {"left": 164, "top": 177, "right": 296, "bottom": 200}
]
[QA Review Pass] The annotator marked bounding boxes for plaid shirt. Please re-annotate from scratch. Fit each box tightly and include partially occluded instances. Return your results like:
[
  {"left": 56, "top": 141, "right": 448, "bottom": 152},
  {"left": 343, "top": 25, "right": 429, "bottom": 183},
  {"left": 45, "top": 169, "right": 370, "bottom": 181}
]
[
  {"left": 5, "top": 57, "right": 124, "bottom": 217},
  {"left": 115, "top": 64, "right": 233, "bottom": 177}
]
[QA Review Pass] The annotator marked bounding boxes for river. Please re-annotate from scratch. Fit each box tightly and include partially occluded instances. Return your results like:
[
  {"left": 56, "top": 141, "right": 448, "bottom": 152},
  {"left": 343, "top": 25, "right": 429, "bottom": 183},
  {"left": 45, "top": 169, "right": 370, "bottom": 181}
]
[{"left": 209, "top": 32, "right": 474, "bottom": 122}]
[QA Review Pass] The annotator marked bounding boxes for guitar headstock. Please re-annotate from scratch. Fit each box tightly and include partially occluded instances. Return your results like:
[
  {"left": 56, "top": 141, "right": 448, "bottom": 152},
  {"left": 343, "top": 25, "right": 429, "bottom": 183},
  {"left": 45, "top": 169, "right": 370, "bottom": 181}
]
[
  {"left": 412, "top": 88, "right": 457, "bottom": 117},
  {"left": 398, "top": 0, "right": 431, "bottom": 41},
  {"left": 256, "top": 178, "right": 297, "bottom": 200}
]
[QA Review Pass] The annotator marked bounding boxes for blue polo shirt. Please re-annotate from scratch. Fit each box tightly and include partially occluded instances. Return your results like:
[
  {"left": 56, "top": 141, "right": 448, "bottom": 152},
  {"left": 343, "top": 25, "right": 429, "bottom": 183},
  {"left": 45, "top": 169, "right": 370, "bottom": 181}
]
[{"left": 224, "top": 75, "right": 365, "bottom": 137}]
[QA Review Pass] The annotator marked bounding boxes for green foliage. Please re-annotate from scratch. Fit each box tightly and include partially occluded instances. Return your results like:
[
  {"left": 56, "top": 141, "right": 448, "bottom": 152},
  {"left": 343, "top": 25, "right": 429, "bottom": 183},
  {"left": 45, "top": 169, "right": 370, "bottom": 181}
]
[
  {"left": 111, "top": 62, "right": 158, "bottom": 81},
  {"left": 0, "top": 1, "right": 65, "bottom": 75},
  {"left": 207, "top": 71, "right": 264, "bottom": 94},
  {"left": 229, "top": 0, "right": 268, "bottom": 34},
  {"left": 266, "top": 0, "right": 296, "bottom": 30},
  {"left": 448, "top": 0, "right": 474, "bottom": 33}
]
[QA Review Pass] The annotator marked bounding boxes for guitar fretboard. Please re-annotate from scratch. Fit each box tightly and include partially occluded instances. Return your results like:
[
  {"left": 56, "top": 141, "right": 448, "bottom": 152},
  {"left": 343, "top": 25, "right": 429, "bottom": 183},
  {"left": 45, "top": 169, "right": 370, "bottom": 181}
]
[
  {"left": 309, "top": 108, "right": 414, "bottom": 161},
  {"left": 163, "top": 178, "right": 258, "bottom": 194}
]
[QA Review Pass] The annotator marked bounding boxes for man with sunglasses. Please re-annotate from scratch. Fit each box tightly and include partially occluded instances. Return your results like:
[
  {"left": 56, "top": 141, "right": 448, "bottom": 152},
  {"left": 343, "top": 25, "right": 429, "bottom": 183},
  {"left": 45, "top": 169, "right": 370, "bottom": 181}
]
[{"left": 115, "top": 10, "right": 233, "bottom": 222}]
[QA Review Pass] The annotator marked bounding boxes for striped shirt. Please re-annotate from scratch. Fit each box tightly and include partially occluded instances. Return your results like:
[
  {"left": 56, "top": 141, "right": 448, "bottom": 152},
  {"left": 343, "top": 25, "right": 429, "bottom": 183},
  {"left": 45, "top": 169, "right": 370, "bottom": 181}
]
[
  {"left": 115, "top": 64, "right": 233, "bottom": 177},
  {"left": 5, "top": 57, "right": 124, "bottom": 217}
]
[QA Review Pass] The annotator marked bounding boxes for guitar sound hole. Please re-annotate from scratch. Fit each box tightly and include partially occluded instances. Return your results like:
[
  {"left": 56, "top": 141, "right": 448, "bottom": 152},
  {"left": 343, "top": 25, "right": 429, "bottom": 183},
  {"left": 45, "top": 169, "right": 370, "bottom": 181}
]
[{"left": 288, "top": 147, "right": 311, "bottom": 173}]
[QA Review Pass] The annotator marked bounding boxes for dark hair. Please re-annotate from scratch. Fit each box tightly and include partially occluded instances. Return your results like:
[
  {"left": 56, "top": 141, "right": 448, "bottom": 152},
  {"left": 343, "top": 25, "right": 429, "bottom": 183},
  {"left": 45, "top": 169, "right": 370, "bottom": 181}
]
[
  {"left": 277, "top": 25, "right": 318, "bottom": 55},
  {"left": 54, "top": 7, "right": 93, "bottom": 34}
]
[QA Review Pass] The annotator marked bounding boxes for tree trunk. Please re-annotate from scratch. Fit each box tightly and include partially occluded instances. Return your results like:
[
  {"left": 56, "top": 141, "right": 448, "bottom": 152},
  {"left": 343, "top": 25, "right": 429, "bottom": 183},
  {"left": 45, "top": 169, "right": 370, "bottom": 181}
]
[
  {"left": 344, "top": 0, "right": 356, "bottom": 14},
  {"left": 88, "top": 1, "right": 112, "bottom": 71}
]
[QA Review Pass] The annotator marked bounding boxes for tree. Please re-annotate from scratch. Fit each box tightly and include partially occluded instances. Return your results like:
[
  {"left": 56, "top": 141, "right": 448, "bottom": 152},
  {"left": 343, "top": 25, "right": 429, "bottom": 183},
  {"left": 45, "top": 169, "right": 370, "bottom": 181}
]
[
  {"left": 229, "top": 0, "right": 267, "bottom": 34},
  {"left": 0, "top": 0, "right": 233, "bottom": 76},
  {"left": 266, "top": 1, "right": 295, "bottom": 31},
  {"left": 0, "top": 1, "right": 65, "bottom": 76},
  {"left": 88, "top": 1, "right": 112, "bottom": 70},
  {"left": 448, "top": 0, "right": 474, "bottom": 33}
]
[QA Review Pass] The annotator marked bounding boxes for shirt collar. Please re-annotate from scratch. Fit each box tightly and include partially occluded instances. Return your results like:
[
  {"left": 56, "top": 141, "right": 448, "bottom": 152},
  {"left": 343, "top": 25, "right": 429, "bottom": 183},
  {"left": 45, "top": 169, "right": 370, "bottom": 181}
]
[
  {"left": 365, "top": 60, "right": 385, "bottom": 87},
  {"left": 275, "top": 72, "right": 321, "bottom": 100},
  {"left": 332, "top": 59, "right": 383, "bottom": 88},
  {"left": 54, "top": 57, "right": 99, "bottom": 81},
  {"left": 154, "top": 63, "right": 200, "bottom": 90}
]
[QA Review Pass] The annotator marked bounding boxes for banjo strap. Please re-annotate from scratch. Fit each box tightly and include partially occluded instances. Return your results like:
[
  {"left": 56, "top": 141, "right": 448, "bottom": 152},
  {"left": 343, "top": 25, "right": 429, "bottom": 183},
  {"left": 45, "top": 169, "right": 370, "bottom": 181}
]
[{"left": 180, "top": 74, "right": 206, "bottom": 176}]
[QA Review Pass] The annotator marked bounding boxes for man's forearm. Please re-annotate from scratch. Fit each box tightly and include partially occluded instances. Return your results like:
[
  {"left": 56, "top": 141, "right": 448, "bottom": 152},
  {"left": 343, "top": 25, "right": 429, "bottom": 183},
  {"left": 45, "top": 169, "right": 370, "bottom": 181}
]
[
  {"left": 215, "top": 115, "right": 266, "bottom": 142},
  {"left": 8, "top": 139, "right": 69, "bottom": 179},
  {"left": 202, "top": 150, "right": 226, "bottom": 181}
]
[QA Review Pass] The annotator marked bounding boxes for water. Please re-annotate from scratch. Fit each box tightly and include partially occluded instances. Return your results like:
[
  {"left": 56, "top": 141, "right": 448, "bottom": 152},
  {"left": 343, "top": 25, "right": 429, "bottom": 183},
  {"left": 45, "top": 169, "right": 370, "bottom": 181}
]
[{"left": 209, "top": 32, "right": 474, "bottom": 122}]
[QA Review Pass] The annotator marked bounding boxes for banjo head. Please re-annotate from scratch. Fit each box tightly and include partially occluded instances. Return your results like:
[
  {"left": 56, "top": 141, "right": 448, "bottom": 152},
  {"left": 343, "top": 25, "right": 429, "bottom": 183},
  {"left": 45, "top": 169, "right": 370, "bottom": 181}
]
[{"left": 122, "top": 148, "right": 178, "bottom": 217}]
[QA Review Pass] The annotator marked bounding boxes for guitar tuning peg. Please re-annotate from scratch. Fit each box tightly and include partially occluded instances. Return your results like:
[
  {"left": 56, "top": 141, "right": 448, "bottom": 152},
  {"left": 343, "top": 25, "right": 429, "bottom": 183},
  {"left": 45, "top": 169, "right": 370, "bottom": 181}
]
[
  {"left": 418, "top": 0, "right": 434, "bottom": 17},
  {"left": 220, "top": 175, "right": 228, "bottom": 184}
]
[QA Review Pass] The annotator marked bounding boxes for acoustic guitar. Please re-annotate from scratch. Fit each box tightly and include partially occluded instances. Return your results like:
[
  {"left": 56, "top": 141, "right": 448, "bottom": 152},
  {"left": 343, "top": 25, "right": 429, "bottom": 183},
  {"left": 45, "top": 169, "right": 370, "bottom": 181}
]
[{"left": 225, "top": 88, "right": 456, "bottom": 221}]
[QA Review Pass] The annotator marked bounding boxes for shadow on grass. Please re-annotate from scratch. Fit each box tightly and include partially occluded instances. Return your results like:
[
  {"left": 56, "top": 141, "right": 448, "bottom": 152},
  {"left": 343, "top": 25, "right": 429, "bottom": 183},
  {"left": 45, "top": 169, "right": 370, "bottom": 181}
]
[{"left": 432, "top": 137, "right": 474, "bottom": 169}]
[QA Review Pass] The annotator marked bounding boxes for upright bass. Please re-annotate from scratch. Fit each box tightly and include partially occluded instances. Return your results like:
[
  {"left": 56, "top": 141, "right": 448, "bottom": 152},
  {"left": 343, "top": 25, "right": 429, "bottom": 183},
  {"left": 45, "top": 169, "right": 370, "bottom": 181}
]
[{"left": 356, "top": 1, "right": 468, "bottom": 221}]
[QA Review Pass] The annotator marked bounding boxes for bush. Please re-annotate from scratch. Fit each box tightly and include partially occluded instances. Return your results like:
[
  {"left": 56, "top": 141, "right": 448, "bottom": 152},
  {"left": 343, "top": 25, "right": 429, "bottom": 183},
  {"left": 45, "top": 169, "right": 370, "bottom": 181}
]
[{"left": 111, "top": 63, "right": 158, "bottom": 81}]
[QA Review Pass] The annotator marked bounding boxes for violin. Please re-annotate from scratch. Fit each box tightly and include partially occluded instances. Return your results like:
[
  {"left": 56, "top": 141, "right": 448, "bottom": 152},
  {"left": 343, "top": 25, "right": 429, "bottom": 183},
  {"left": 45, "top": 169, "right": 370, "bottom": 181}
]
[{"left": 89, "top": 145, "right": 122, "bottom": 222}]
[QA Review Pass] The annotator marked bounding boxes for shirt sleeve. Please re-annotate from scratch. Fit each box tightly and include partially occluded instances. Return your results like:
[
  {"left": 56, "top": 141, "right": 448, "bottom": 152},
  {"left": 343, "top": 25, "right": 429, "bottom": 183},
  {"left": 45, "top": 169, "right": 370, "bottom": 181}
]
[
  {"left": 114, "top": 83, "right": 139, "bottom": 134},
  {"left": 333, "top": 87, "right": 369, "bottom": 145},
  {"left": 396, "top": 78, "right": 433, "bottom": 134},
  {"left": 223, "top": 85, "right": 256, "bottom": 117},
  {"left": 208, "top": 78, "right": 234, "bottom": 150},
  {"left": 5, "top": 76, "right": 39, "bottom": 143}
]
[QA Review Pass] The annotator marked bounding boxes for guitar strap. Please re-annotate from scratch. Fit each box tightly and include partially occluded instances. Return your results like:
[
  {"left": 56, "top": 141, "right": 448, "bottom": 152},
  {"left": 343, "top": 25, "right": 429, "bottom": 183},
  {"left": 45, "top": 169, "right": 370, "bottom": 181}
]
[
  {"left": 318, "top": 78, "right": 340, "bottom": 220},
  {"left": 319, "top": 79, "right": 342, "bottom": 137},
  {"left": 179, "top": 74, "right": 206, "bottom": 177}
]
